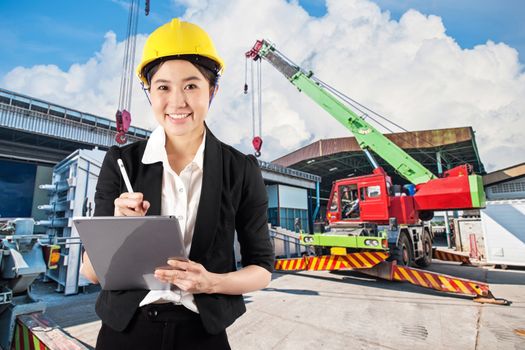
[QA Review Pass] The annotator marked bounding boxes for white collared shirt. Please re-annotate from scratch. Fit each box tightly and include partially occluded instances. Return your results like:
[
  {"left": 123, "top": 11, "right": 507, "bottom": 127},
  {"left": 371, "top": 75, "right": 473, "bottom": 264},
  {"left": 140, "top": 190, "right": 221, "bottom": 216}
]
[{"left": 139, "top": 125, "right": 205, "bottom": 313}]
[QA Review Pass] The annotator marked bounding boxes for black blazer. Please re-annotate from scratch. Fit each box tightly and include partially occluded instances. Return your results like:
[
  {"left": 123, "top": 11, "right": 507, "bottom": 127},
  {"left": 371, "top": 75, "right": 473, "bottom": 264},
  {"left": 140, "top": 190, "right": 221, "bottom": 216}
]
[{"left": 93, "top": 127, "right": 274, "bottom": 334}]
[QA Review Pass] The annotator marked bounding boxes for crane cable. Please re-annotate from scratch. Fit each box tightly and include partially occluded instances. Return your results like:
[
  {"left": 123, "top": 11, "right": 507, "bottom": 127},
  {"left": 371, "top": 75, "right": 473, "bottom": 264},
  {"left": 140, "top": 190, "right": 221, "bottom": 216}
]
[
  {"left": 266, "top": 45, "right": 471, "bottom": 170},
  {"left": 115, "top": 0, "right": 146, "bottom": 145},
  {"left": 244, "top": 57, "right": 263, "bottom": 157},
  {"left": 118, "top": 0, "right": 139, "bottom": 113},
  {"left": 314, "top": 77, "right": 469, "bottom": 167}
]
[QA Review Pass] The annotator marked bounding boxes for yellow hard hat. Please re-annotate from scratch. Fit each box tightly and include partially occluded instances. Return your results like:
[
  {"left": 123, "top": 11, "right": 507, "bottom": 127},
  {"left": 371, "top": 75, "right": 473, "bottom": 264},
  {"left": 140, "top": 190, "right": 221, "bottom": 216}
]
[{"left": 136, "top": 18, "right": 225, "bottom": 86}]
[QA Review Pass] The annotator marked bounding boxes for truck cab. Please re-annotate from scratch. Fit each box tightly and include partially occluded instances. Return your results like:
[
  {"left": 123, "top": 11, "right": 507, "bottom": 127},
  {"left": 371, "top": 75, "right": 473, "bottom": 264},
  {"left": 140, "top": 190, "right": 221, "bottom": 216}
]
[{"left": 327, "top": 168, "right": 419, "bottom": 226}]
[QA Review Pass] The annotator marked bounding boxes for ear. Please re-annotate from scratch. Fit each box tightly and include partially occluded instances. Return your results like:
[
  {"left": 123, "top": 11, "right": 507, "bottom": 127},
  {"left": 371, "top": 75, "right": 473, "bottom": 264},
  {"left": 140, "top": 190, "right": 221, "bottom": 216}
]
[
  {"left": 141, "top": 83, "right": 152, "bottom": 106},
  {"left": 210, "top": 84, "right": 219, "bottom": 98},
  {"left": 209, "top": 84, "right": 219, "bottom": 106}
]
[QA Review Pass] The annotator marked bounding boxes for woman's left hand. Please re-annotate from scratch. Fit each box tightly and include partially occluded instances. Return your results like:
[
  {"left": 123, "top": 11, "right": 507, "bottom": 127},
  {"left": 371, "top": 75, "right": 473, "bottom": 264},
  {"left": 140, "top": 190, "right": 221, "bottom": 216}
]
[{"left": 154, "top": 259, "right": 220, "bottom": 294}]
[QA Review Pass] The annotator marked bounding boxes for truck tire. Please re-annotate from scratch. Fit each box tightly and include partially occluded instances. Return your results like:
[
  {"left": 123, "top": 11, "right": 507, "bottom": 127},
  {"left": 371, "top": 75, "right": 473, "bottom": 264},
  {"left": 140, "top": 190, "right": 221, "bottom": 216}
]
[
  {"left": 314, "top": 246, "right": 330, "bottom": 256},
  {"left": 415, "top": 230, "right": 432, "bottom": 268},
  {"left": 418, "top": 210, "right": 434, "bottom": 221},
  {"left": 388, "top": 232, "right": 413, "bottom": 266}
]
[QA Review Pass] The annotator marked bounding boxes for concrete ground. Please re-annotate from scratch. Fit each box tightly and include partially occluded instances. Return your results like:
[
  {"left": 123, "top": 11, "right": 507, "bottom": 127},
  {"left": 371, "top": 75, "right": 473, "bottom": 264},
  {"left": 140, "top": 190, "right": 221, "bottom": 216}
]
[{"left": 31, "top": 262, "right": 525, "bottom": 350}]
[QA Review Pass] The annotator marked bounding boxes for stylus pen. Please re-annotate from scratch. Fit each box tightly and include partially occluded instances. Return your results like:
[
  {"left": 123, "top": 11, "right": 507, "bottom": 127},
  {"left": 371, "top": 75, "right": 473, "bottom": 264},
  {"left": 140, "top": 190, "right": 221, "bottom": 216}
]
[{"left": 117, "top": 158, "right": 134, "bottom": 193}]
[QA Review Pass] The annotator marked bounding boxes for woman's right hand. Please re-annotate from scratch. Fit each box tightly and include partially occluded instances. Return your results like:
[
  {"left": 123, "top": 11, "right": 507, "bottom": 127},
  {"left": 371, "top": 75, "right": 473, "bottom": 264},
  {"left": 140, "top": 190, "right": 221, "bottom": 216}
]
[{"left": 114, "top": 192, "right": 151, "bottom": 216}]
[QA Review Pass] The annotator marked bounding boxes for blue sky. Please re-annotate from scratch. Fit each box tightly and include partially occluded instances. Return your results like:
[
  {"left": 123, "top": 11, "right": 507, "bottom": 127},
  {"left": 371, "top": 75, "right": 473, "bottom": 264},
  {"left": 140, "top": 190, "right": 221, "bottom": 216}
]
[{"left": 0, "top": 0, "right": 523, "bottom": 79}]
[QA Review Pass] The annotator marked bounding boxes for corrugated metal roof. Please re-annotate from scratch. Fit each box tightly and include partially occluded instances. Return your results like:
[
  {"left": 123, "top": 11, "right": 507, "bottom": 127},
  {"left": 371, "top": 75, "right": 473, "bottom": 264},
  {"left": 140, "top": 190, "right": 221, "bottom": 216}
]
[
  {"left": 483, "top": 162, "right": 525, "bottom": 186},
  {"left": 271, "top": 126, "right": 485, "bottom": 198},
  {"left": 273, "top": 127, "right": 475, "bottom": 167}
]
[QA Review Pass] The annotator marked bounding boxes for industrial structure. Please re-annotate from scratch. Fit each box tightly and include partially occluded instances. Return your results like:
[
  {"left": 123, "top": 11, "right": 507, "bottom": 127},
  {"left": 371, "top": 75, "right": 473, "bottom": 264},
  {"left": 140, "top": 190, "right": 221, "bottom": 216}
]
[
  {"left": 0, "top": 86, "right": 321, "bottom": 348},
  {"left": 0, "top": 88, "right": 151, "bottom": 230},
  {"left": 483, "top": 162, "right": 525, "bottom": 200},
  {"left": 0, "top": 39, "right": 522, "bottom": 349},
  {"left": 244, "top": 38, "right": 514, "bottom": 307},
  {"left": 456, "top": 163, "right": 525, "bottom": 267},
  {"left": 273, "top": 127, "right": 485, "bottom": 205}
]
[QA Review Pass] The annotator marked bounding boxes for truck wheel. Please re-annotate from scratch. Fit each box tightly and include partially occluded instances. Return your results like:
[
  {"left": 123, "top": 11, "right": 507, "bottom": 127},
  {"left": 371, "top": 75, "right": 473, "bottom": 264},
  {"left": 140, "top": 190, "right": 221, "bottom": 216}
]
[
  {"left": 415, "top": 230, "right": 432, "bottom": 268},
  {"left": 314, "top": 246, "right": 329, "bottom": 256},
  {"left": 388, "top": 232, "right": 413, "bottom": 266},
  {"left": 418, "top": 210, "right": 434, "bottom": 221}
]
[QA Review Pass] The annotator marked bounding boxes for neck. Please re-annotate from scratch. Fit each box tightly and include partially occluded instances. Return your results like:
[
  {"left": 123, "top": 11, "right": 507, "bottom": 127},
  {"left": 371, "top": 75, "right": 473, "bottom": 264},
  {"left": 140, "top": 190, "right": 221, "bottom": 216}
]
[{"left": 164, "top": 125, "right": 205, "bottom": 158}]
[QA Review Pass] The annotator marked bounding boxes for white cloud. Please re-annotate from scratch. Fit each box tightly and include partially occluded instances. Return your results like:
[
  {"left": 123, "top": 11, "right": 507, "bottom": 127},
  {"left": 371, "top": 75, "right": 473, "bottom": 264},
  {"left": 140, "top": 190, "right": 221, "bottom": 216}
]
[
  {"left": 2, "top": 0, "right": 524, "bottom": 172},
  {"left": 2, "top": 31, "right": 158, "bottom": 131}
]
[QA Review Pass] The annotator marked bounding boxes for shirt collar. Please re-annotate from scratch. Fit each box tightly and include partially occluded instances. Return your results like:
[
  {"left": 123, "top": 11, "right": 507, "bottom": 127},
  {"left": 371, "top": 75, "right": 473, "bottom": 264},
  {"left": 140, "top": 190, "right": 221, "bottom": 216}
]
[{"left": 141, "top": 125, "right": 206, "bottom": 170}]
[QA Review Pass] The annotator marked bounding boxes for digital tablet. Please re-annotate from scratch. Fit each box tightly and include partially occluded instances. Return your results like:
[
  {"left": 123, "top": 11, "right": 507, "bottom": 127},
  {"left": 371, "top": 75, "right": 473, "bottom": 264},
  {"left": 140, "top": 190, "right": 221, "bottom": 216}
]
[{"left": 73, "top": 216, "right": 187, "bottom": 291}]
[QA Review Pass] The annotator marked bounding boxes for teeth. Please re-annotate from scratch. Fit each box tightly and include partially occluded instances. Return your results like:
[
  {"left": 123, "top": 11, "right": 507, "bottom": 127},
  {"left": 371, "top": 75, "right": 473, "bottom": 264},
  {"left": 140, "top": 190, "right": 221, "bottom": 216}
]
[{"left": 167, "top": 113, "right": 191, "bottom": 120}]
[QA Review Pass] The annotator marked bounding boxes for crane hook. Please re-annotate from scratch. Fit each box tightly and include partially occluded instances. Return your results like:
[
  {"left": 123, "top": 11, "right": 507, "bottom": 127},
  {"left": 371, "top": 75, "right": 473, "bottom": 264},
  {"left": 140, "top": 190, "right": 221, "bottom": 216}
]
[{"left": 252, "top": 136, "right": 263, "bottom": 158}]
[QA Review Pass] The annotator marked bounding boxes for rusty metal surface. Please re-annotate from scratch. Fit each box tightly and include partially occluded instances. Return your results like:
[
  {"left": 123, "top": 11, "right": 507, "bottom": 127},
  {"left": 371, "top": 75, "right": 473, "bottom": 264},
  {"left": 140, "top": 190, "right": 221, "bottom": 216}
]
[
  {"left": 273, "top": 127, "right": 475, "bottom": 167},
  {"left": 271, "top": 126, "right": 485, "bottom": 199}
]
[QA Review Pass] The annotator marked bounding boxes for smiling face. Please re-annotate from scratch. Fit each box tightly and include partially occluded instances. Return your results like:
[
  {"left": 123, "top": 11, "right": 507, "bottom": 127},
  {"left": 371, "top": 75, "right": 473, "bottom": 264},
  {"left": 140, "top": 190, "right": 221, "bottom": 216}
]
[{"left": 149, "top": 59, "right": 213, "bottom": 141}]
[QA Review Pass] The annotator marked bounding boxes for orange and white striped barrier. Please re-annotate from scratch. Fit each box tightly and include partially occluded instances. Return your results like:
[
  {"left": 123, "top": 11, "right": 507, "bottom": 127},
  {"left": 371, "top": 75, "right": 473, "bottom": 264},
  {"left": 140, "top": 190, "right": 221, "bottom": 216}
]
[{"left": 274, "top": 252, "right": 388, "bottom": 272}]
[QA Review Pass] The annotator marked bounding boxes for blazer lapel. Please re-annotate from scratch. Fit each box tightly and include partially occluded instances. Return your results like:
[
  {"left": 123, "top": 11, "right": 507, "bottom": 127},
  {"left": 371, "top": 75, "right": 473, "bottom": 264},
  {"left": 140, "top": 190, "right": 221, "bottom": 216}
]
[{"left": 189, "top": 128, "right": 222, "bottom": 261}]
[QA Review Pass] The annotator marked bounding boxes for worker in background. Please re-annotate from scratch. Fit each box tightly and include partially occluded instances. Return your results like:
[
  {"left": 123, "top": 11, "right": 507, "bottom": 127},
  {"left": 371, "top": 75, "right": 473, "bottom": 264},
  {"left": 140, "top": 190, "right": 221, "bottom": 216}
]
[
  {"left": 80, "top": 18, "right": 274, "bottom": 349},
  {"left": 341, "top": 186, "right": 360, "bottom": 219}
]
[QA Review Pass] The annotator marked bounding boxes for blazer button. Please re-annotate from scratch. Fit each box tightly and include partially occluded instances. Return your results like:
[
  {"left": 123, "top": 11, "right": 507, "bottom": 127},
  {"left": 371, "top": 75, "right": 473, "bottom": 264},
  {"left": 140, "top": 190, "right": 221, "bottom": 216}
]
[{"left": 148, "top": 310, "right": 158, "bottom": 317}]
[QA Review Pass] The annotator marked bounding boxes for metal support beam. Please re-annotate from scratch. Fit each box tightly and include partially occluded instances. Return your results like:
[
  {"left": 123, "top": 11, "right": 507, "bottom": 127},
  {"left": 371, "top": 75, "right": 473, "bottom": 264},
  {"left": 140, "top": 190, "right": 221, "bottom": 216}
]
[
  {"left": 436, "top": 151, "right": 443, "bottom": 175},
  {"left": 312, "top": 181, "right": 321, "bottom": 222}
]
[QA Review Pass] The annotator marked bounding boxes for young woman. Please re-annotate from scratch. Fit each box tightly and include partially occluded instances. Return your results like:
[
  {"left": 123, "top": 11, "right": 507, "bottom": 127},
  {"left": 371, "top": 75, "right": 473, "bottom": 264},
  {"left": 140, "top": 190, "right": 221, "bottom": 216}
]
[{"left": 81, "top": 18, "right": 274, "bottom": 349}]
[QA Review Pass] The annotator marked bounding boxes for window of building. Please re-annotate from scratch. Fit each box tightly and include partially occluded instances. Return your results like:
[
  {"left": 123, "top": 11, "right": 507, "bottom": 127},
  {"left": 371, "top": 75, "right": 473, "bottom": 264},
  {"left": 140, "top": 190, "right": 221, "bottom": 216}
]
[
  {"left": 0, "top": 159, "right": 37, "bottom": 217},
  {"left": 277, "top": 207, "right": 309, "bottom": 233},
  {"left": 49, "top": 105, "right": 66, "bottom": 118},
  {"left": 11, "top": 96, "right": 30, "bottom": 109},
  {"left": 491, "top": 182, "right": 525, "bottom": 194},
  {"left": 30, "top": 100, "right": 49, "bottom": 114},
  {"left": 65, "top": 110, "right": 82, "bottom": 122}
]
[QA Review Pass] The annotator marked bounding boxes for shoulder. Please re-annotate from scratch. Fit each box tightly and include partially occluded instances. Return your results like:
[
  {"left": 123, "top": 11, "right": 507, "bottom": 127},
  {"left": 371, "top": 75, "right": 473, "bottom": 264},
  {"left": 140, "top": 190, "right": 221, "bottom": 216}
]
[
  {"left": 220, "top": 141, "right": 256, "bottom": 164},
  {"left": 216, "top": 139, "right": 261, "bottom": 180},
  {"left": 215, "top": 139, "right": 264, "bottom": 192}
]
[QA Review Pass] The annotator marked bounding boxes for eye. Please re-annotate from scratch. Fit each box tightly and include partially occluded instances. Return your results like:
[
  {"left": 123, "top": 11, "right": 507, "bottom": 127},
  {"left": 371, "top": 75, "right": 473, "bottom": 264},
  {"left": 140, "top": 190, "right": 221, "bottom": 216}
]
[
  {"left": 156, "top": 85, "right": 168, "bottom": 91},
  {"left": 184, "top": 83, "right": 198, "bottom": 90}
]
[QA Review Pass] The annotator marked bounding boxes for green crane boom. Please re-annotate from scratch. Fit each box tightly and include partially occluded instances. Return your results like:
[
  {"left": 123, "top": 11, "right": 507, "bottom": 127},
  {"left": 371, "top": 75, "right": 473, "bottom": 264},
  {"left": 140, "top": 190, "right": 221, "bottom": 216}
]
[{"left": 248, "top": 40, "right": 436, "bottom": 185}]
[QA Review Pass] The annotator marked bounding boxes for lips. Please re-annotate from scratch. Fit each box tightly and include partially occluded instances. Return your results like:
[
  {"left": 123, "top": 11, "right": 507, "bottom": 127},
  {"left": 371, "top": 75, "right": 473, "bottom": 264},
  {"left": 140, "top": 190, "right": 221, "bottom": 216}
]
[{"left": 166, "top": 113, "right": 192, "bottom": 123}]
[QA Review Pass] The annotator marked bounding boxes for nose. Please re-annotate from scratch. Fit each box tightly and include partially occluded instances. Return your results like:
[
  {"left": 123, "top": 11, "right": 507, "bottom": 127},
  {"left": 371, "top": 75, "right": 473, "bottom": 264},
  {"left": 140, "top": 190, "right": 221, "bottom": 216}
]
[{"left": 169, "top": 87, "right": 187, "bottom": 108}]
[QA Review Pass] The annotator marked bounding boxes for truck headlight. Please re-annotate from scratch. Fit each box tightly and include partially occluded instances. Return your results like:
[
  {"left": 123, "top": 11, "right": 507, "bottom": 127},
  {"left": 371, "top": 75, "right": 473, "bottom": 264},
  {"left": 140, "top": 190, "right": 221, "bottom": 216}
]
[{"left": 365, "top": 239, "right": 379, "bottom": 247}]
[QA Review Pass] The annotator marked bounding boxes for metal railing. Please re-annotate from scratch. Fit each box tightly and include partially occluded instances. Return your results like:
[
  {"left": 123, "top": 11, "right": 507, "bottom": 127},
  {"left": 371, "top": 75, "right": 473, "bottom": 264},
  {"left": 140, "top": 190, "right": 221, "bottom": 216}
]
[
  {"left": 269, "top": 226, "right": 305, "bottom": 258},
  {"left": 0, "top": 87, "right": 151, "bottom": 141},
  {"left": 258, "top": 159, "right": 321, "bottom": 182}
]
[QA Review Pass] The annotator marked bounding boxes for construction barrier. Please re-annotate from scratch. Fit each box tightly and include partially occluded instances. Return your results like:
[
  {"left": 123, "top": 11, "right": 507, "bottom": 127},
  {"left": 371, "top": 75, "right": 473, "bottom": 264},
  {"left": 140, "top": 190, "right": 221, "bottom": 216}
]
[
  {"left": 358, "top": 261, "right": 510, "bottom": 305},
  {"left": 432, "top": 248, "right": 472, "bottom": 265},
  {"left": 274, "top": 252, "right": 389, "bottom": 271},
  {"left": 12, "top": 313, "right": 88, "bottom": 350},
  {"left": 392, "top": 264, "right": 488, "bottom": 297},
  {"left": 275, "top": 253, "right": 510, "bottom": 305},
  {"left": 12, "top": 320, "right": 49, "bottom": 350}
]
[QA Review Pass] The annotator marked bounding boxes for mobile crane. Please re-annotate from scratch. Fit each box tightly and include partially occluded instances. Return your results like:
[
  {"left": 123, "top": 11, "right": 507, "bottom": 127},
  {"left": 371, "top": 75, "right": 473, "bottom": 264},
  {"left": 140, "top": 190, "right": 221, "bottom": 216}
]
[{"left": 246, "top": 40, "right": 507, "bottom": 304}]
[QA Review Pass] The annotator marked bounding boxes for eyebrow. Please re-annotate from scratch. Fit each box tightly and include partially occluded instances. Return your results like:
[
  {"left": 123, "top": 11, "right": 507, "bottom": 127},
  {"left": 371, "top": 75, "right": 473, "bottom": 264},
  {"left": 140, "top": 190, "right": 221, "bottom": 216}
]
[{"left": 152, "top": 76, "right": 202, "bottom": 84}]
